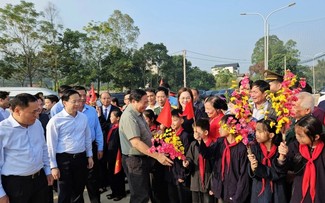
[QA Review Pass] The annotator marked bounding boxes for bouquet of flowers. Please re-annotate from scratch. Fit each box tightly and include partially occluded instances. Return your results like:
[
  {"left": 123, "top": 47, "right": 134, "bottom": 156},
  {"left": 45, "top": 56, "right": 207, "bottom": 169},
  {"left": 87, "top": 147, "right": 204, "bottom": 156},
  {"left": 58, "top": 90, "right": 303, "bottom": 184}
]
[
  {"left": 267, "top": 70, "right": 305, "bottom": 138},
  {"left": 229, "top": 75, "right": 256, "bottom": 146},
  {"left": 148, "top": 128, "right": 186, "bottom": 160}
]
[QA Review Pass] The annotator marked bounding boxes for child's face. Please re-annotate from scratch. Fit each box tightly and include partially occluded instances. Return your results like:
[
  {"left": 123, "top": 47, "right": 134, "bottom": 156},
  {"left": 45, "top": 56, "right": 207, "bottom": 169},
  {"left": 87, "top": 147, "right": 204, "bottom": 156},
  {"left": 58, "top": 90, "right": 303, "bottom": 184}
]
[
  {"left": 219, "top": 122, "right": 229, "bottom": 137},
  {"left": 195, "top": 126, "right": 208, "bottom": 139},
  {"left": 295, "top": 126, "right": 312, "bottom": 145},
  {"left": 171, "top": 116, "right": 183, "bottom": 130},
  {"left": 110, "top": 113, "right": 119, "bottom": 124},
  {"left": 255, "top": 123, "right": 273, "bottom": 144},
  {"left": 143, "top": 115, "right": 151, "bottom": 126}
]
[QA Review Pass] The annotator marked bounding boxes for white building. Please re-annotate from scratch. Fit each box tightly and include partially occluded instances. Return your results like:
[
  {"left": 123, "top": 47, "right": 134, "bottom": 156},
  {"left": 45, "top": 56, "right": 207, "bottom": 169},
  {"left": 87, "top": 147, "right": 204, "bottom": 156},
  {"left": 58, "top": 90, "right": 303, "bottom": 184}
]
[{"left": 211, "top": 63, "right": 239, "bottom": 76}]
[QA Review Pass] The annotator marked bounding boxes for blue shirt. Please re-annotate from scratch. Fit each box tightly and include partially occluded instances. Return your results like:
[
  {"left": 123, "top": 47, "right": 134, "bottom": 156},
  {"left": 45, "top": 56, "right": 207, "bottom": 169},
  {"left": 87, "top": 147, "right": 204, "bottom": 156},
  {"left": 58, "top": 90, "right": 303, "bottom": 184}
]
[
  {"left": 0, "top": 115, "right": 51, "bottom": 197},
  {"left": 50, "top": 99, "right": 64, "bottom": 117},
  {"left": 81, "top": 104, "right": 103, "bottom": 151},
  {"left": 46, "top": 109, "right": 93, "bottom": 168}
]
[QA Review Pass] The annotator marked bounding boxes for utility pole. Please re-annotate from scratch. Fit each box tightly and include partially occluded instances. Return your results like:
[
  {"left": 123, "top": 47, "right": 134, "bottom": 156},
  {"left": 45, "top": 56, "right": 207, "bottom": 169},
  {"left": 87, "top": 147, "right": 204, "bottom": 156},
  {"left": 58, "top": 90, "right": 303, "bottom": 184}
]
[
  {"left": 284, "top": 55, "right": 287, "bottom": 72},
  {"left": 183, "top": 50, "right": 187, "bottom": 87}
]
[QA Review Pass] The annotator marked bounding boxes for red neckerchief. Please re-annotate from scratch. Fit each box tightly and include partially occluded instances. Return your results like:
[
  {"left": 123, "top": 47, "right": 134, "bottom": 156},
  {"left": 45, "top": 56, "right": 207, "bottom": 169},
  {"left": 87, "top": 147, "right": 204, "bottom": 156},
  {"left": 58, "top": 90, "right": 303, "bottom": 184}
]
[
  {"left": 299, "top": 142, "right": 324, "bottom": 203},
  {"left": 150, "top": 124, "right": 159, "bottom": 132},
  {"left": 199, "top": 137, "right": 212, "bottom": 188},
  {"left": 258, "top": 143, "right": 277, "bottom": 196},
  {"left": 221, "top": 138, "right": 238, "bottom": 181},
  {"left": 175, "top": 127, "right": 184, "bottom": 136},
  {"left": 107, "top": 123, "right": 119, "bottom": 144}
]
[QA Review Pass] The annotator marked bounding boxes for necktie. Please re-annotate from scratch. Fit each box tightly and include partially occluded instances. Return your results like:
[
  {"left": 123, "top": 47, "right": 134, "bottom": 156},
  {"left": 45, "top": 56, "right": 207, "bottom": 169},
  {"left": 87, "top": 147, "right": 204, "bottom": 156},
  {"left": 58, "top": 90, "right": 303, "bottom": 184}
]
[{"left": 104, "top": 108, "right": 108, "bottom": 120}]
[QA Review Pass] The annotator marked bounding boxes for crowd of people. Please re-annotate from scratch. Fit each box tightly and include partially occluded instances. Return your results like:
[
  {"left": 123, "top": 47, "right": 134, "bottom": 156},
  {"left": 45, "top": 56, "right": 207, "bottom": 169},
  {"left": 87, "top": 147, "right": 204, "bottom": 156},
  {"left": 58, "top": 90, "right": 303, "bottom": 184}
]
[{"left": 0, "top": 70, "right": 325, "bottom": 203}]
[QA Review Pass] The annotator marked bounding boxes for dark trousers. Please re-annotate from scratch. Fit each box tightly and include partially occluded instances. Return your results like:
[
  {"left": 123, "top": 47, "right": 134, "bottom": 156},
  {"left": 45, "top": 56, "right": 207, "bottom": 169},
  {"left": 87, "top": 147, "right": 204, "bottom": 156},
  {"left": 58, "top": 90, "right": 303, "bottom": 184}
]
[
  {"left": 167, "top": 182, "right": 192, "bottom": 203},
  {"left": 192, "top": 191, "right": 215, "bottom": 203},
  {"left": 2, "top": 169, "right": 48, "bottom": 203},
  {"left": 56, "top": 152, "right": 88, "bottom": 203},
  {"left": 122, "top": 155, "right": 151, "bottom": 203},
  {"left": 150, "top": 161, "right": 169, "bottom": 203},
  {"left": 83, "top": 142, "right": 101, "bottom": 203},
  {"left": 107, "top": 149, "right": 125, "bottom": 197}
]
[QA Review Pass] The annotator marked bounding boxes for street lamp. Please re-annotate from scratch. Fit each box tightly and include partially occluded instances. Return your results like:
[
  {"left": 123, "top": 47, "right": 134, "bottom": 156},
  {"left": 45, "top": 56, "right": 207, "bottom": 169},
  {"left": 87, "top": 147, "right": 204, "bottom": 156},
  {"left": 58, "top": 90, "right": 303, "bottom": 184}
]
[
  {"left": 312, "top": 52, "right": 325, "bottom": 94},
  {"left": 241, "top": 2, "right": 296, "bottom": 70}
]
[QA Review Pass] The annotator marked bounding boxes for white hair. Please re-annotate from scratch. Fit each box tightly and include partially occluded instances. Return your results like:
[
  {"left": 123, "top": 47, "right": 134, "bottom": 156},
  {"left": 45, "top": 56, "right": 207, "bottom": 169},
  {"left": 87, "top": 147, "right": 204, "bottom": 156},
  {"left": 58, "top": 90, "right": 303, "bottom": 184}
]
[{"left": 297, "top": 92, "right": 314, "bottom": 112}]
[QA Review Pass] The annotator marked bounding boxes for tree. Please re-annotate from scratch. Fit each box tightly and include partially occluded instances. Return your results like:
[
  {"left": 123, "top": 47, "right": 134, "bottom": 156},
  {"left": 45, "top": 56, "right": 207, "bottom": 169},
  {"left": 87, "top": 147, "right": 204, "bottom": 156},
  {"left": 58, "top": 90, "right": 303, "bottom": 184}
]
[
  {"left": 0, "top": 1, "right": 47, "bottom": 86},
  {"left": 315, "top": 59, "right": 325, "bottom": 91},
  {"left": 187, "top": 66, "right": 216, "bottom": 90},
  {"left": 250, "top": 35, "right": 300, "bottom": 76},
  {"left": 39, "top": 2, "right": 64, "bottom": 90},
  {"left": 133, "top": 42, "right": 171, "bottom": 88},
  {"left": 107, "top": 10, "right": 140, "bottom": 51},
  {"left": 215, "top": 69, "right": 236, "bottom": 89}
]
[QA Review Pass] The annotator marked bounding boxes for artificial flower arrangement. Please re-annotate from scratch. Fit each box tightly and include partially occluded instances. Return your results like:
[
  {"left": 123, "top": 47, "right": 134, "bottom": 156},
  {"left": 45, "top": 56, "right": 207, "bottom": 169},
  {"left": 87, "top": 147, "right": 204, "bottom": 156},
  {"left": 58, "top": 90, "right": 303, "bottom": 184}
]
[
  {"left": 149, "top": 128, "right": 186, "bottom": 160},
  {"left": 266, "top": 70, "right": 305, "bottom": 138},
  {"left": 228, "top": 75, "right": 256, "bottom": 146}
]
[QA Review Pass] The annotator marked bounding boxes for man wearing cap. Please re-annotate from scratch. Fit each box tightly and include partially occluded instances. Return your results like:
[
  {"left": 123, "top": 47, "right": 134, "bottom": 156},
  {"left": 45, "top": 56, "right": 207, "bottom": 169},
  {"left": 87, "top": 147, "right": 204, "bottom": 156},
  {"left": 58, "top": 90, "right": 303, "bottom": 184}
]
[{"left": 264, "top": 70, "right": 283, "bottom": 93}]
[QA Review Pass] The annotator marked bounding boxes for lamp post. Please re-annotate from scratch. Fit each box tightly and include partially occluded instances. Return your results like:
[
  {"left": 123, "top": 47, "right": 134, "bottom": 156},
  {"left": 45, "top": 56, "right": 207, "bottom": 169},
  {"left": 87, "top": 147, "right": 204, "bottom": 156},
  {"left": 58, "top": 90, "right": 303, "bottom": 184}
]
[
  {"left": 312, "top": 52, "right": 325, "bottom": 94},
  {"left": 241, "top": 2, "right": 296, "bottom": 70}
]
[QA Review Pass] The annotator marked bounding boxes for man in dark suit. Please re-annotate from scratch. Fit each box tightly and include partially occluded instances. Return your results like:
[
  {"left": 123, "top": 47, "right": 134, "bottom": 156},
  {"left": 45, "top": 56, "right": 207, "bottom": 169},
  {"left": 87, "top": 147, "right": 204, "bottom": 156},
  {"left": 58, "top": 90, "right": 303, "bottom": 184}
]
[{"left": 96, "top": 91, "right": 120, "bottom": 193}]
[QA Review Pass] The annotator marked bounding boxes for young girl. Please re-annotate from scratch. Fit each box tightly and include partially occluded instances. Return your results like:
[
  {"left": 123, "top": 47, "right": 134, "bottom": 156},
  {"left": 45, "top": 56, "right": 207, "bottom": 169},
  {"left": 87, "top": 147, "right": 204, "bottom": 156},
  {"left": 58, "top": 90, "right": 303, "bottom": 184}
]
[
  {"left": 248, "top": 119, "right": 287, "bottom": 203},
  {"left": 143, "top": 109, "right": 159, "bottom": 132},
  {"left": 276, "top": 115, "right": 325, "bottom": 203},
  {"left": 198, "top": 114, "right": 250, "bottom": 202},
  {"left": 106, "top": 110, "right": 126, "bottom": 201},
  {"left": 183, "top": 118, "right": 215, "bottom": 203}
]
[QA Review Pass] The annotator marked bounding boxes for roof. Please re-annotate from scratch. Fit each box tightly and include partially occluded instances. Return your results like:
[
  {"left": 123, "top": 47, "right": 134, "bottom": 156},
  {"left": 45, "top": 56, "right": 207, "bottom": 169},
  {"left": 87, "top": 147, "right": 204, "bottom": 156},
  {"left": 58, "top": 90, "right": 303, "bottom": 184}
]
[
  {"left": 0, "top": 87, "right": 58, "bottom": 97},
  {"left": 212, "top": 63, "right": 240, "bottom": 69}
]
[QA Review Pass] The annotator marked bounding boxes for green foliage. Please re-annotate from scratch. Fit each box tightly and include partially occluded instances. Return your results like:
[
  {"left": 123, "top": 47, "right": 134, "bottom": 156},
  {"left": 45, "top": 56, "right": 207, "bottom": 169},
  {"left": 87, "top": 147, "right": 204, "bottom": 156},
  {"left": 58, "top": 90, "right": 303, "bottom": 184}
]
[
  {"left": 187, "top": 66, "right": 216, "bottom": 90},
  {"left": 250, "top": 35, "right": 300, "bottom": 77},
  {"left": 214, "top": 69, "right": 236, "bottom": 89}
]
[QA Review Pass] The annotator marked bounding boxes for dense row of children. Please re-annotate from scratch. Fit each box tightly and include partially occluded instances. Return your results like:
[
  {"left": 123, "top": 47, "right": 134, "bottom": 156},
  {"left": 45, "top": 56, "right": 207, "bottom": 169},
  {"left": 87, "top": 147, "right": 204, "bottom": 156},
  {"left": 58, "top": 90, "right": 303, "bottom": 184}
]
[{"left": 134, "top": 80, "right": 325, "bottom": 203}]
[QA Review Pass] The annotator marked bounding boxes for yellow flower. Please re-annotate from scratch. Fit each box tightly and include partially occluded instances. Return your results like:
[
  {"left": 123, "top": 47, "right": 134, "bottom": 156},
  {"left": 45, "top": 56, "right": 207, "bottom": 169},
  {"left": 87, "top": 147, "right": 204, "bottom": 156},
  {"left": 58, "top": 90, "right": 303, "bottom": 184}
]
[
  {"left": 270, "top": 121, "right": 276, "bottom": 128},
  {"left": 235, "top": 135, "right": 243, "bottom": 143}
]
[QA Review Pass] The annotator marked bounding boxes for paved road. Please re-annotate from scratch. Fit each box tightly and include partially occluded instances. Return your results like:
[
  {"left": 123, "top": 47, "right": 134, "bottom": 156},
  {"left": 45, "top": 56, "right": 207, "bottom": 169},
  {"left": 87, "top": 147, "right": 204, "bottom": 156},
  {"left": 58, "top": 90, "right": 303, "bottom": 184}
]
[{"left": 54, "top": 187, "right": 130, "bottom": 203}]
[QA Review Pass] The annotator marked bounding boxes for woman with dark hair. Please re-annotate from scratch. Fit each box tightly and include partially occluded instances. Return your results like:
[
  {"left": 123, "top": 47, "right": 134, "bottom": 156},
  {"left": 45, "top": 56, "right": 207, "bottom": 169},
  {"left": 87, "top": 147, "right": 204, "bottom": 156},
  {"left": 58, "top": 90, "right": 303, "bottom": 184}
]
[
  {"left": 276, "top": 115, "right": 325, "bottom": 203},
  {"left": 177, "top": 87, "right": 204, "bottom": 139},
  {"left": 204, "top": 96, "right": 228, "bottom": 142}
]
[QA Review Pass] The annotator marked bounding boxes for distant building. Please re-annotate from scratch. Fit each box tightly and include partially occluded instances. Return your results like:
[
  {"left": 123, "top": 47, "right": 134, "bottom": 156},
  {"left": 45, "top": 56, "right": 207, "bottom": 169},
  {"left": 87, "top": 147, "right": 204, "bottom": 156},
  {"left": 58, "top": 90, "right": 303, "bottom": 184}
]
[{"left": 211, "top": 63, "right": 239, "bottom": 76}]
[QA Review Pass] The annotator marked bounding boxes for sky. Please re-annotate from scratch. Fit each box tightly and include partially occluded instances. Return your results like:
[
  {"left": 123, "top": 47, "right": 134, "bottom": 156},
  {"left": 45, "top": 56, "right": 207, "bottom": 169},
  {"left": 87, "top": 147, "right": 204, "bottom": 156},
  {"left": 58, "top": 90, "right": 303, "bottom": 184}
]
[{"left": 1, "top": 0, "right": 325, "bottom": 73}]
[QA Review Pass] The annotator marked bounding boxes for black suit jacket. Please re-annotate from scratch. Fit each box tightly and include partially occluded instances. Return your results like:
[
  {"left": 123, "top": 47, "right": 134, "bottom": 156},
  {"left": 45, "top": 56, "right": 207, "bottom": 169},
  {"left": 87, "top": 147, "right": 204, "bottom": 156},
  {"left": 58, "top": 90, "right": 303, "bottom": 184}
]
[{"left": 98, "top": 105, "right": 120, "bottom": 144}]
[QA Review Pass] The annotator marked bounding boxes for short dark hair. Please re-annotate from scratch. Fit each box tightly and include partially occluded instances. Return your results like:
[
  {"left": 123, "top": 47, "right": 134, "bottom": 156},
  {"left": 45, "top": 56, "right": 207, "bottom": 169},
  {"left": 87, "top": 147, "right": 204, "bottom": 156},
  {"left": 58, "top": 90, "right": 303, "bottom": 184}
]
[
  {"left": 58, "top": 85, "right": 72, "bottom": 94},
  {"left": 10, "top": 93, "right": 37, "bottom": 111},
  {"left": 61, "top": 89, "right": 80, "bottom": 102},
  {"left": 0, "top": 91, "right": 10, "bottom": 100},
  {"left": 191, "top": 88, "right": 199, "bottom": 95},
  {"left": 111, "top": 97, "right": 119, "bottom": 106},
  {"left": 44, "top": 95, "right": 59, "bottom": 103},
  {"left": 160, "top": 82, "right": 171, "bottom": 90},
  {"left": 220, "top": 114, "right": 239, "bottom": 125},
  {"left": 129, "top": 89, "right": 146, "bottom": 102},
  {"left": 111, "top": 109, "right": 122, "bottom": 118},
  {"left": 145, "top": 88, "right": 156, "bottom": 94},
  {"left": 156, "top": 86, "right": 169, "bottom": 97},
  {"left": 252, "top": 80, "right": 270, "bottom": 93},
  {"left": 196, "top": 118, "right": 210, "bottom": 132},
  {"left": 171, "top": 109, "right": 183, "bottom": 118},
  {"left": 73, "top": 85, "right": 87, "bottom": 93},
  {"left": 35, "top": 92, "right": 43, "bottom": 98},
  {"left": 34, "top": 94, "right": 44, "bottom": 102}
]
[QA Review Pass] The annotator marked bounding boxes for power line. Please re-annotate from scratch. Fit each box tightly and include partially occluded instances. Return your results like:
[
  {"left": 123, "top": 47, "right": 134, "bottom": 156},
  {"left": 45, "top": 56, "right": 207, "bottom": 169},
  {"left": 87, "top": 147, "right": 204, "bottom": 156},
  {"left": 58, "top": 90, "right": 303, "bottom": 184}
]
[
  {"left": 187, "top": 56, "right": 251, "bottom": 64},
  {"left": 298, "top": 53, "right": 325, "bottom": 64},
  {"left": 186, "top": 50, "right": 249, "bottom": 62}
]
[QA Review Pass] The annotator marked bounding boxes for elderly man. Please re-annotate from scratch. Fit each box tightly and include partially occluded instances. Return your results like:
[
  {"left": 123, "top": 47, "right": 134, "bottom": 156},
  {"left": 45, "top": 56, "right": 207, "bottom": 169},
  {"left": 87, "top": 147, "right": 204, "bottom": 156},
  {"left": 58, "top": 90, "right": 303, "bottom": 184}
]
[
  {"left": 285, "top": 92, "right": 315, "bottom": 144},
  {"left": 0, "top": 93, "right": 53, "bottom": 203}
]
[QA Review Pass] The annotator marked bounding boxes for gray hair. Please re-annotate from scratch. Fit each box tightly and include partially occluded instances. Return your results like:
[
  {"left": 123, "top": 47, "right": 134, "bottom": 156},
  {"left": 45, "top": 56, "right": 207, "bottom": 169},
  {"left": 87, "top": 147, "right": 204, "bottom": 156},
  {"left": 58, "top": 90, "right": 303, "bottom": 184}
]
[{"left": 297, "top": 92, "right": 314, "bottom": 112}]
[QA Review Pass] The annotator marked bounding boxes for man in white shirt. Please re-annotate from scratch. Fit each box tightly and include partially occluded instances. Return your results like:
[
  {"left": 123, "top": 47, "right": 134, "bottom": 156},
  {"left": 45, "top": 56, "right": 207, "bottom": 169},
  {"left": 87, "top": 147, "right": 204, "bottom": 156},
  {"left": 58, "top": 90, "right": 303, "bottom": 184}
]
[
  {"left": 0, "top": 91, "right": 10, "bottom": 122},
  {"left": 0, "top": 93, "right": 53, "bottom": 203},
  {"left": 47, "top": 89, "right": 93, "bottom": 203}
]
